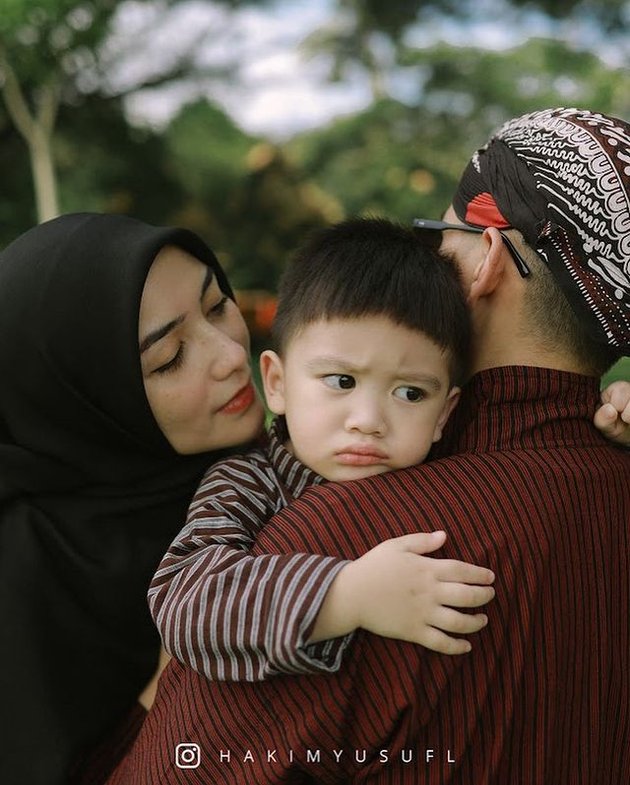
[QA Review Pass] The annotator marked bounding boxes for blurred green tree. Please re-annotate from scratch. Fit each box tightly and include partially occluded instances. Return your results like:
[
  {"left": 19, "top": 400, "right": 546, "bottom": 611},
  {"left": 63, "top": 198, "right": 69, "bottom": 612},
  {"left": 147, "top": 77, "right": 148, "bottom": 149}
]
[
  {"left": 0, "top": 0, "right": 273, "bottom": 223},
  {"left": 162, "top": 99, "right": 342, "bottom": 289},
  {"left": 288, "top": 37, "right": 630, "bottom": 224},
  {"left": 0, "top": 91, "right": 186, "bottom": 247},
  {"left": 302, "top": 0, "right": 629, "bottom": 103}
]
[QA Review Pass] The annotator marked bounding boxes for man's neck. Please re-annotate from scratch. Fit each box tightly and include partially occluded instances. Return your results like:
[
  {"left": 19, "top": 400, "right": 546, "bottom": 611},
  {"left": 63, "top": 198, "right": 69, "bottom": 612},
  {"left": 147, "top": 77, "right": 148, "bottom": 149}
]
[{"left": 470, "top": 322, "right": 592, "bottom": 377}]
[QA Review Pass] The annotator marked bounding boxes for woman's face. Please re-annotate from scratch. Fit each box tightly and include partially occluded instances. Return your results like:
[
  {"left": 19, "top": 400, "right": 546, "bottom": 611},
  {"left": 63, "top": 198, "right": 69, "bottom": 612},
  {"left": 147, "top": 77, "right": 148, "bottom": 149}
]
[{"left": 139, "top": 245, "right": 265, "bottom": 454}]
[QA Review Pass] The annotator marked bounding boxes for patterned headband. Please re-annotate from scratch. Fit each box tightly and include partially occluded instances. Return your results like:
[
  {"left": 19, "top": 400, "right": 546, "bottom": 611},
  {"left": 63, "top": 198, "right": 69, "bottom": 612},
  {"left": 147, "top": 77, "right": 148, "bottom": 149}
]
[{"left": 453, "top": 107, "right": 630, "bottom": 353}]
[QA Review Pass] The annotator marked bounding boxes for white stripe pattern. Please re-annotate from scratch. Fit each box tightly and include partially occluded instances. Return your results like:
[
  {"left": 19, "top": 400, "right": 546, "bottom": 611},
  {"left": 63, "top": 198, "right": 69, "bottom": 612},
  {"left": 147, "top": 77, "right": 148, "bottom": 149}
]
[{"left": 148, "top": 419, "right": 352, "bottom": 682}]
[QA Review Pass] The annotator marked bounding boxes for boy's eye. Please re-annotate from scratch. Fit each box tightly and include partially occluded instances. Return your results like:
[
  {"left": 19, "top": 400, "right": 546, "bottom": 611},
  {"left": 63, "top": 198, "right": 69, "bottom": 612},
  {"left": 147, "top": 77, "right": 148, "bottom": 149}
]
[
  {"left": 393, "top": 385, "right": 425, "bottom": 402},
  {"left": 323, "top": 374, "right": 356, "bottom": 390}
]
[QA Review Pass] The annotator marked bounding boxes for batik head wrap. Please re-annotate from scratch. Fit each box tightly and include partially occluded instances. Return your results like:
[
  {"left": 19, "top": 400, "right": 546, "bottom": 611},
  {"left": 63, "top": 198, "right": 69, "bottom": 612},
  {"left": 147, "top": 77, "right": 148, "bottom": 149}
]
[
  {"left": 0, "top": 213, "right": 234, "bottom": 784},
  {"left": 453, "top": 107, "right": 630, "bottom": 353}
]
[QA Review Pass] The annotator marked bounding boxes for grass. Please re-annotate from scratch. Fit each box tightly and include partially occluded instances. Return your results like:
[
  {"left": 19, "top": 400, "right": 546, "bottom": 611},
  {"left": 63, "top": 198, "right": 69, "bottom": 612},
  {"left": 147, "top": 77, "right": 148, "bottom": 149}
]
[{"left": 602, "top": 356, "right": 630, "bottom": 387}]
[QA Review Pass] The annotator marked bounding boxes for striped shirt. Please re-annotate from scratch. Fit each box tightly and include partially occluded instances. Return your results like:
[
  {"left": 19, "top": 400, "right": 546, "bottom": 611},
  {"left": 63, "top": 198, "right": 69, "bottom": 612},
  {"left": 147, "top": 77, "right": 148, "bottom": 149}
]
[
  {"left": 148, "top": 419, "right": 351, "bottom": 681},
  {"left": 107, "top": 367, "right": 630, "bottom": 785}
]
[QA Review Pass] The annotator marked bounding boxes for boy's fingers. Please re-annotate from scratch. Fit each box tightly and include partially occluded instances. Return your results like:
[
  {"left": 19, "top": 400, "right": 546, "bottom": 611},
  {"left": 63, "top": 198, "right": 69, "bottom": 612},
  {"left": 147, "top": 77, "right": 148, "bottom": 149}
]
[
  {"left": 392, "top": 530, "right": 447, "bottom": 555},
  {"left": 600, "top": 379, "right": 630, "bottom": 409},
  {"left": 436, "top": 582, "right": 496, "bottom": 608},
  {"left": 594, "top": 402, "right": 630, "bottom": 444},
  {"left": 417, "top": 627, "right": 473, "bottom": 656},
  {"left": 594, "top": 402, "right": 622, "bottom": 434},
  {"left": 430, "top": 608, "right": 489, "bottom": 635},
  {"left": 435, "top": 559, "right": 495, "bottom": 585}
]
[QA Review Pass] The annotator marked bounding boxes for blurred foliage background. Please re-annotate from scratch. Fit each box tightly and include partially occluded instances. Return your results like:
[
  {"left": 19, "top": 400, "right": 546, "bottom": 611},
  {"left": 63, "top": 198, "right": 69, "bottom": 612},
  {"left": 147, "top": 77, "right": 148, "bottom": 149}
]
[{"left": 0, "top": 0, "right": 628, "bottom": 382}]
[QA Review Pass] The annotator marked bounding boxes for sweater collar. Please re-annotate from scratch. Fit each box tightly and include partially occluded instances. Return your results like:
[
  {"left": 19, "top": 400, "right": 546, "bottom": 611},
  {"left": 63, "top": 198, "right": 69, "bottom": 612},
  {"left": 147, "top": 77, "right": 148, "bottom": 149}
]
[
  {"left": 264, "top": 417, "right": 325, "bottom": 499},
  {"left": 434, "top": 366, "right": 604, "bottom": 457}
]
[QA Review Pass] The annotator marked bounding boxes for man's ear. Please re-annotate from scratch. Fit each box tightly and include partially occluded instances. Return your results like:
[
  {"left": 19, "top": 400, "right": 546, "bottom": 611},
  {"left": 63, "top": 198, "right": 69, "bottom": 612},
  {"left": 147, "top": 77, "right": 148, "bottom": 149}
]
[
  {"left": 432, "top": 386, "right": 461, "bottom": 443},
  {"left": 259, "top": 350, "right": 286, "bottom": 415},
  {"left": 468, "top": 227, "right": 507, "bottom": 305}
]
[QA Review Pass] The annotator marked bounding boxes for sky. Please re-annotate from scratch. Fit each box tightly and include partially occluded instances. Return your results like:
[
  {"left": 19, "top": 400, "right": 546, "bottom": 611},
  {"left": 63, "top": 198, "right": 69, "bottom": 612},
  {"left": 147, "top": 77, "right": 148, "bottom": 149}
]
[
  {"left": 106, "top": 0, "right": 627, "bottom": 140},
  {"left": 113, "top": 0, "right": 372, "bottom": 138}
]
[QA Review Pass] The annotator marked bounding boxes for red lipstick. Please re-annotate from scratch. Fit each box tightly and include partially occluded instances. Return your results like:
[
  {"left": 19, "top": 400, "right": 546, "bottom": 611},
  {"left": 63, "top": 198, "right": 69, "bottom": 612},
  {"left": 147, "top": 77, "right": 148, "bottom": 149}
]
[{"left": 219, "top": 382, "right": 255, "bottom": 415}]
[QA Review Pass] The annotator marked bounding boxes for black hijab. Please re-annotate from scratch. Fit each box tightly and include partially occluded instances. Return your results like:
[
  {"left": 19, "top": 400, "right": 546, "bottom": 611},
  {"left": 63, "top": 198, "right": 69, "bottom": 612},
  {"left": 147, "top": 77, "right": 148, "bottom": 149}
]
[{"left": 0, "top": 213, "right": 233, "bottom": 784}]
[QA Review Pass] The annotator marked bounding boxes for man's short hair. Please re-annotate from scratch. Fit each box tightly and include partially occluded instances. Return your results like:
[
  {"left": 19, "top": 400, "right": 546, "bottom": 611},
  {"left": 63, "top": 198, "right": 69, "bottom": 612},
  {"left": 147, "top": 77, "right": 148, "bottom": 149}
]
[
  {"left": 516, "top": 236, "right": 621, "bottom": 376},
  {"left": 272, "top": 217, "right": 471, "bottom": 386}
]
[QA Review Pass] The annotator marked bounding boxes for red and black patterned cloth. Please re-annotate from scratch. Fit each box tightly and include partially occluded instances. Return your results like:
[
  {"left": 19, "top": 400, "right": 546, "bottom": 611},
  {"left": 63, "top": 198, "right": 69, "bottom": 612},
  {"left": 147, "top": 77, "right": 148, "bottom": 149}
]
[{"left": 453, "top": 107, "right": 630, "bottom": 353}]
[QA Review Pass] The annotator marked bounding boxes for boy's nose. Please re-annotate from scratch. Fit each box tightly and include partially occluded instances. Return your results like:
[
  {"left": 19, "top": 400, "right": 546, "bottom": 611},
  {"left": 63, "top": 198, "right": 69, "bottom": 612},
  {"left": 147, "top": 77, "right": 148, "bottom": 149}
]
[{"left": 345, "top": 398, "right": 386, "bottom": 436}]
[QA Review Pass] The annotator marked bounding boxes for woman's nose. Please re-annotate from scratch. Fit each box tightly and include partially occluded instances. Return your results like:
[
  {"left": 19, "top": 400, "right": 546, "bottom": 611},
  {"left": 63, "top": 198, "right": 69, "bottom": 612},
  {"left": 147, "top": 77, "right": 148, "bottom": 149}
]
[{"left": 203, "top": 325, "right": 248, "bottom": 380}]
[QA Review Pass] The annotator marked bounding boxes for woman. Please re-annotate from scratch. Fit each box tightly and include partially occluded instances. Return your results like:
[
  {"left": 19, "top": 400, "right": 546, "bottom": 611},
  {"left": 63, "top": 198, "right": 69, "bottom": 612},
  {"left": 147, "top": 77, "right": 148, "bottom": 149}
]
[{"left": 0, "top": 213, "right": 265, "bottom": 785}]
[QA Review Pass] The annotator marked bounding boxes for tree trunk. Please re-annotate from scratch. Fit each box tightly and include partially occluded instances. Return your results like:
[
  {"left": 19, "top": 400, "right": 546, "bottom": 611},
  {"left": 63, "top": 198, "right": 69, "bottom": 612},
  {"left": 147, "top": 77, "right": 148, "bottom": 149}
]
[
  {"left": 0, "top": 50, "right": 60, "bottom": 222},
  {"left": 28, "top": 120, "right": 59, "bottom": 222}
]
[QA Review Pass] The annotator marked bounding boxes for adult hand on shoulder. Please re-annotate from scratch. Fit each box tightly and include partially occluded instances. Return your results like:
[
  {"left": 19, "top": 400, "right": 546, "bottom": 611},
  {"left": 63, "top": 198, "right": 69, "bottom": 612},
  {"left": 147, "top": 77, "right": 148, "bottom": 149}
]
[{"left": 594, "top": 380, "right": 630, "bottom": 447}]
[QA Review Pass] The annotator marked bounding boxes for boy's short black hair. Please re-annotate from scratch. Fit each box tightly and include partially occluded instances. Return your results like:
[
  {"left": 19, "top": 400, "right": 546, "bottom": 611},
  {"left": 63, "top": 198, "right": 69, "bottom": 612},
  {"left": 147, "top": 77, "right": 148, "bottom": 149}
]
[{"left": 273, "top": 217, "right": 471, "bottom": 386}]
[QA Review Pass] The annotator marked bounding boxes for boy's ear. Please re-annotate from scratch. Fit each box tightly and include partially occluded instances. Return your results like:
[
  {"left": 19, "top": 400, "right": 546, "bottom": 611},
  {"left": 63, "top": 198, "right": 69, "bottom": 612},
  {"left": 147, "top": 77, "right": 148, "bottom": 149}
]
[
  {"left": 468, "top": 227, "right": 507, "bottom": 305},
  {"left": 432, "top": 386, "right": 461, "bottom": 443},
  {"left": 259, "top": 350, "right": 286, "bottom": 415}
]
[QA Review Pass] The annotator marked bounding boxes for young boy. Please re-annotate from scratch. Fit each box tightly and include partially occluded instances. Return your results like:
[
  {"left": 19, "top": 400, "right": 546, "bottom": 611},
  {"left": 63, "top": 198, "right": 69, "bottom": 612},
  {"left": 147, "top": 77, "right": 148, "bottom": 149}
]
[{"left": 148, "top": 217, "right": 495, "bottom": 682}]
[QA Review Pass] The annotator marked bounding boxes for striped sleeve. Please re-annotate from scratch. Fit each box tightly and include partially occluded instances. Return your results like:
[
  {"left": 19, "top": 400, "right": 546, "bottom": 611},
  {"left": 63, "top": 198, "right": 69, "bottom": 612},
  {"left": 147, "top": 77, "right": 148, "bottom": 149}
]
[{"left": 148, "top": 454, "right": 350, "bottom": 682}]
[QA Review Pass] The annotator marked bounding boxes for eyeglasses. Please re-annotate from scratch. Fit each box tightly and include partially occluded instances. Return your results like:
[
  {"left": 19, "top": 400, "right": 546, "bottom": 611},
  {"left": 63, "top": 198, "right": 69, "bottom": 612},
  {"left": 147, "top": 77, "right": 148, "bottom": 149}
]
[{"left": 413, "top": 218, "right": 531, "bottom": 278}]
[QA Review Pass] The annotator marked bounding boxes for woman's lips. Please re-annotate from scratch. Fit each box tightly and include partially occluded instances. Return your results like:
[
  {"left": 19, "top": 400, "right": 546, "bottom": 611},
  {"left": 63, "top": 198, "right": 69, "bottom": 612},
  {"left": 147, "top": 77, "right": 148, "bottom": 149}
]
[{"left": 219, "top": 382, "right": 255, "bottom": 415}]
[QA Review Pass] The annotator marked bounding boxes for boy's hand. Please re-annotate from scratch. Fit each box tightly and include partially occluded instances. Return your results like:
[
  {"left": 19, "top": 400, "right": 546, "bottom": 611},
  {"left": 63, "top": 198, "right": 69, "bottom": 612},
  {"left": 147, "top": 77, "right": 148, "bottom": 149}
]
[
  {"left": 594, "top": 380, "right": 630, "bottom": 447},
  {"left": 323, "top": 531, "right": 495, "bottom": 655}
]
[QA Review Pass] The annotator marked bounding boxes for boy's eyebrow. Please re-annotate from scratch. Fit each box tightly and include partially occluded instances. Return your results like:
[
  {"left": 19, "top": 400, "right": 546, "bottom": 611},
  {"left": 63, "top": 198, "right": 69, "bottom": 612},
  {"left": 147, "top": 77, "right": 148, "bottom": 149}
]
[
  {"left": 399, "top": 372, "right": 443, "bottom": 391},
  {"left": 305, "top": 355, "right": 361, "bottom": 372},
  {"left": 139, "top": 266, "right": 214, "bottom": 354},
  {"left": 306, "top": 356, "right": 444, "bottom": 390}
]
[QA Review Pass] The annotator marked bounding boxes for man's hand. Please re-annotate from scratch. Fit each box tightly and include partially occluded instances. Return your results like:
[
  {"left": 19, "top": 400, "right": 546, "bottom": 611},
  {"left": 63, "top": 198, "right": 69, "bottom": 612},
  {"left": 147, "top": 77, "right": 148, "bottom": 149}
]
[
  {"left": 594, "top": 380, "right": 630, "bottom": 447},
  {"left": 310, "top": 531, "right": 495, "bottom": 655}
]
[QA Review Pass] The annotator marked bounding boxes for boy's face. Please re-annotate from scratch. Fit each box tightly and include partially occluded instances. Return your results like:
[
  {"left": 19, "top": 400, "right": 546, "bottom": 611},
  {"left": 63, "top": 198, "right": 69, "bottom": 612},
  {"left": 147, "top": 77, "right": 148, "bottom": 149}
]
[{"left": 260, "top": 316, "right": 459, "bottom": 482}]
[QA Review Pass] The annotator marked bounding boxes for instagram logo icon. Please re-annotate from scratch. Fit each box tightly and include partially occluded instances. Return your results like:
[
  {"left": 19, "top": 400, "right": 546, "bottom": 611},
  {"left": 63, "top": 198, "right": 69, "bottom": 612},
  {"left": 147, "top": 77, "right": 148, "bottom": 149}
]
[{"left": 175, "top": 742, "right": 201, "bottom": 769}]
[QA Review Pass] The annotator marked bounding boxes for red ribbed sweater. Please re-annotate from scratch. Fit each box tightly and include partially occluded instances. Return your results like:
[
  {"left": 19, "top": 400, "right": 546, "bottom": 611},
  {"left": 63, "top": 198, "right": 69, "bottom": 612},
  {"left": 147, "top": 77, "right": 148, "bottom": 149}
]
[{"left": 105, "top": 367, "right": 630, "bottom": 785}]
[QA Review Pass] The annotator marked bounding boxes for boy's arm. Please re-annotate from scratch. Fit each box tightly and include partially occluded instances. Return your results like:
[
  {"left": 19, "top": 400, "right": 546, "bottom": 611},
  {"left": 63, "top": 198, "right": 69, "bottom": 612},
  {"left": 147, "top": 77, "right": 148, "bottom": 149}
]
[
  {"left": 595, "top": 380, "right": 630, "bottom": 446},
  {"left": 148, "top": 458, "right": 351, "bottom": 682},
  {"left": 150, "top": 455, "right": 494, "bottom": 682}
]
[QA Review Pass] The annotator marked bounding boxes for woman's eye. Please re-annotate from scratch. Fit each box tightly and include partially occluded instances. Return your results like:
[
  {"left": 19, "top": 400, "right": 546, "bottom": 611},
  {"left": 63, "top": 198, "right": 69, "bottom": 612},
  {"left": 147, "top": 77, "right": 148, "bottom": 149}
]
[
  {"left": 323, "top": 374, "right": 356, "bottom": 390},
  {"left": 154, "top": 345, "right": 185, "bottom": 375},
  {"left": 207, "top": 295, "right": 229, "bottom": 317},
  {"left": 394, "top": 385, "right": 425, "bottom": 402}
]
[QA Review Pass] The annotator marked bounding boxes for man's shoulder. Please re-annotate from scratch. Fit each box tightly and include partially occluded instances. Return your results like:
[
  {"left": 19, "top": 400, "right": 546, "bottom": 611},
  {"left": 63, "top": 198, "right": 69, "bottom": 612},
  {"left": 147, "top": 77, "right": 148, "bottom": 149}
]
[
  {"left": 299, "top": 441, "right": 630, "bottom": 503},
  {"left": 271, "top": 443, "right": 629, "bottom": 537},
  {"left": 254, "top": 443, "right": 629, "bottom": 561}
]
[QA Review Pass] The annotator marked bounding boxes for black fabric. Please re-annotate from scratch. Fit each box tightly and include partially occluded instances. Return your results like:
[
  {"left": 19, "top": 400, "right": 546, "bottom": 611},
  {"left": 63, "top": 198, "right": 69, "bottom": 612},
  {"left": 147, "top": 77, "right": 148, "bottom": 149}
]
[
  {"left": 453, "top": 138, "right": 548, "bottom": 248},
  {"left": 0, "top": 213, "right": 232, "bottom": 784}
]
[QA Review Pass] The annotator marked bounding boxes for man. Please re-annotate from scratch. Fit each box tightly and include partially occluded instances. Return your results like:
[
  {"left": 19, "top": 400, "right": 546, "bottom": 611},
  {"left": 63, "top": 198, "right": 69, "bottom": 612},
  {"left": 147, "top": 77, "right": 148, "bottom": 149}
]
[{"left": 107, "top": 108, "right": 630, "bottom": 785}]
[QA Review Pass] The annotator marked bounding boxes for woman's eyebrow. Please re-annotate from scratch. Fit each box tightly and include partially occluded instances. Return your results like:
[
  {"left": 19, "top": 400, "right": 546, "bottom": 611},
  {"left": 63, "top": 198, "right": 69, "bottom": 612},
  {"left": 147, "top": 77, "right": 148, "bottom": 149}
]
[
  {"left": 200, "top": 265, "right": 214, "bottom": 297},
  {"left": 139, "top": 265, "right": 215, "bottom": 354},
  {"left": 139, "top": 315, "right": 185, "bottom": 354}
]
